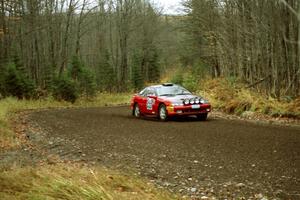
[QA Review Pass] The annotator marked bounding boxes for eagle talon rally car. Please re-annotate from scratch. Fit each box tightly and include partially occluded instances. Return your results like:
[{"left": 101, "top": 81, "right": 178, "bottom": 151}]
[{"left": 130, "top": 83, "right": 211, "bottom": 121}]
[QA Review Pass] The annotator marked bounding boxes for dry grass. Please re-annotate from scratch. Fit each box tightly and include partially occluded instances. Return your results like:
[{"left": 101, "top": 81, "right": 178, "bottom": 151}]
[
  {"left": 0, "top": 164, "right": 179, "bottom": 200},
  {"left": 0, "top": 93, "right": 180, "bottom": 200},
  {"left": 156, "top": 68, "right": 299, "bottom": 119},
  {"left": 198, "top": 78, "right": 300, "bottom": 119}
]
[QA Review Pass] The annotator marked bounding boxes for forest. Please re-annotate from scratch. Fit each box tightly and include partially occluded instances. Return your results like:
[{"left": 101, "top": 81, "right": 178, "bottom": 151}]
[{"left": 0, "top": 0, "right": 299, "bottom": 102}]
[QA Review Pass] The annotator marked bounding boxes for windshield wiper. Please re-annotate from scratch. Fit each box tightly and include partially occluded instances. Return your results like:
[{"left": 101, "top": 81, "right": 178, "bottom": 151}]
[
  {"left": 160, "top": 94, "right": 175, "bottom": 97},
  {"left": 176, "top": 93, "right": 191, "bottom": 95}
]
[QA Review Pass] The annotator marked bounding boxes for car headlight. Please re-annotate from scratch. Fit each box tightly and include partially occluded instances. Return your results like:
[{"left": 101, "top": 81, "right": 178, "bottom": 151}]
[
  {"left": 183, "top": 99, "right": 190, "bottom": 105},
  {"left": 200, "top": 99, "right": 209, "bottom": 104},
  {"left": 190, "top": 99, "right": 195, "bottom": 104},
  {"left": 195, "top": 98, "right": 200, "bottom": 104}
]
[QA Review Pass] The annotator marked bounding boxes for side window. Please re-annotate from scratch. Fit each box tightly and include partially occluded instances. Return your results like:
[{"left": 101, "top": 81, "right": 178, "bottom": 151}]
[
  {"left": 146, "top": 88, "right": 156, "bottom": 110},
  {"left": 140, "top": 88, "right": 149, "bottom": 97},
  {"left": 147, "top": 88, "right": 156, "bottom": 97}
]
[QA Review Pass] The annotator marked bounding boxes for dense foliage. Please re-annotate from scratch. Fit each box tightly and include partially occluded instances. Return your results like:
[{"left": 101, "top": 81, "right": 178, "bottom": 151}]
[
  {"left": 52, "top": 75, "right": 79, "bottom": 103},
  {"left": 0, "top": 63, "right": 35, "bottom": 99}
]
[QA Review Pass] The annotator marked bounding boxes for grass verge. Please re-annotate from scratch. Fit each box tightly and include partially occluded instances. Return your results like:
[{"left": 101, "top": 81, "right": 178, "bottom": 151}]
[
  {"left": 0, "top": 163, "right": 178, "bottom": 200},
  {"left": 0, "top": 93, "right": 180, "bottom": 200},
  {"left": 0, "top": 93, "right": 131, "bottom": 149},
  {"left": 198, "top": 78, "right": 300, "bottom": 119}
]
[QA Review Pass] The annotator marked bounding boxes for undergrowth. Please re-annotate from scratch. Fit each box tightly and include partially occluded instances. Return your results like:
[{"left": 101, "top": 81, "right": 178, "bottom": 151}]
[
  {"left": 0, "top": 93, "right": 179, "bottom": 200},
  {"left": 198, "top": 78, "right": 300, "bottom": 119},
  {"left": 164, "top": 67, "right": 299, "bottom": 120},
  {"left": 0, "top": 164, "right": 178, "bottom": 200}
]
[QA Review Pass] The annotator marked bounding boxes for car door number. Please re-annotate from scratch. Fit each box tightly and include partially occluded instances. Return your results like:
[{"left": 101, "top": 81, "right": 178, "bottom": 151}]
[{"left": 147, "top": 98, "right": 155, "bottom": 110}]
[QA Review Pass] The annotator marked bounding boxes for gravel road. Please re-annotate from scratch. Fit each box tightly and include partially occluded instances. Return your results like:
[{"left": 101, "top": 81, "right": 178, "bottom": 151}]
[{"left": 28, "top": 106, "right": 300, "bottom": 199}]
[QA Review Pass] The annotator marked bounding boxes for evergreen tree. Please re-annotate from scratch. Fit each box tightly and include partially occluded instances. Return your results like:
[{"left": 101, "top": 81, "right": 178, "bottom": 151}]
[
  {"left": 80, "top": 68, "right": 97, "bottom": 98},
  {"left": 131, "top": 51, "right": 144, "bottom": 90},
  {"left": 69, "top": 55, "right": 97, "bottom": 97},
  {"left": 70, "top": 56, "right": 84, "bottom": 81},
  {"left": 52, "top": 74, "right": 79, "bottom": 103},
  {"left": 148, "top": 45, "right": 160, "bottom": 83},
  {"left": 97, "top": 50, "right": 116, "bottom": 92},
  {"left": 44, "top": 64, "right": 55, "bottom": 90},
  {"left": 2, "top": 63, "right": 35, "bottom": 99}
]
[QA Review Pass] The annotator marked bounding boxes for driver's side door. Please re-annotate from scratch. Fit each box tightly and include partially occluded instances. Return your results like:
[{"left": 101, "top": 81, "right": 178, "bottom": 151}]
[
  {"left": 138, "top": 88, "right": 149, "bottom": 114},
  {"left": 144, "top": 88, "right": 157, "bottom": 115}
]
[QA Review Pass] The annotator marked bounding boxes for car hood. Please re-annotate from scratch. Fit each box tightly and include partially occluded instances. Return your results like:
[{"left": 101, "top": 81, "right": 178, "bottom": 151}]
[{"left": 159, "top": 94, "right": 201, "bottom": 104}]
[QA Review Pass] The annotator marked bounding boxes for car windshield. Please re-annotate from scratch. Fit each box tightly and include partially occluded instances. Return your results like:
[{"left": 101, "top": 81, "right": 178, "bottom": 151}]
[{"left": 156, "top": 85, "right": 191, "bottom": 96}]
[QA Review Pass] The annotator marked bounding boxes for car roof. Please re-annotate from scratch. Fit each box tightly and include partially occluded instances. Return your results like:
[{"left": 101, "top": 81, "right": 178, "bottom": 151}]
[{"left": 151, "top": 83, "right": 177, "bottom": 88}]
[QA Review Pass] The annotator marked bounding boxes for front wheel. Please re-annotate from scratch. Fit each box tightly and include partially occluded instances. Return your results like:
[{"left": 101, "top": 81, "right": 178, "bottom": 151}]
[
  {"left": 133, "top": 104, "right": 141, "bottom": 118},
  {"left": 158, "top": 104, "right": 168, "bottom": 121},
  {"left": 197, "top": 113, "right": 208, "bottom": 121}
]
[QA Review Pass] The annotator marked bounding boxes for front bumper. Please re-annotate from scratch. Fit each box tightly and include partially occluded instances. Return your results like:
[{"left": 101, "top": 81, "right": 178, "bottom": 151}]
[{"left": 167, "top": 104, "right": 211, "bottom": 116}]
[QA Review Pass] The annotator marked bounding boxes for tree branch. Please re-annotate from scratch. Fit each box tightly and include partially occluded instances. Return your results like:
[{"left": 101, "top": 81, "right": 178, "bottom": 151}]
[
  {"left": 279, "top": 0, "right": 299, "bottom": 18},
  {"left": 246, "top": 76, "right": 271, "bottom": 89}
]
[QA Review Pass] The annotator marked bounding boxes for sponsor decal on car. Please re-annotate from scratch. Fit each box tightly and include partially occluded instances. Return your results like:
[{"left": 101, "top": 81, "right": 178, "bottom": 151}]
[{"left": 147, "top": 98, "right": 155, "bottom": 110}]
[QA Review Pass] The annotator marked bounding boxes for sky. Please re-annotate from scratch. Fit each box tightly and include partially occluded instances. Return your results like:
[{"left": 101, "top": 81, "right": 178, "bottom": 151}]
[{"left": 155, "top": 0, "right": 183, "bottom": 15}]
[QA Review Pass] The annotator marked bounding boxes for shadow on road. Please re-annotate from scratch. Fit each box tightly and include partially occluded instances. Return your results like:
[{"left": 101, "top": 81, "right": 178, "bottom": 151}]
[{"left": 127, "top": 115, "right": 215, "bottom": 123}]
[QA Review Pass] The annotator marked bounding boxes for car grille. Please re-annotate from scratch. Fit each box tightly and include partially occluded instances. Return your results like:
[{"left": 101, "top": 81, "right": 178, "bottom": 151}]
[{"left": 182, "top": 108, "right": 206, "bottom": 113}]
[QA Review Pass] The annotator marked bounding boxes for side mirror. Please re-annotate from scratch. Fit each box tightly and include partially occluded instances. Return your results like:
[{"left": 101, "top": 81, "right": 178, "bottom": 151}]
[{"left": 147, "top": 94, "right": 157, "bottom": 99}]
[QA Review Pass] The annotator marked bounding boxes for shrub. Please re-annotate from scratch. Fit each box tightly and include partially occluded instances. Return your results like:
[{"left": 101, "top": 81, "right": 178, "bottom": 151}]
[
  {"left": 70, "top": 56, "right": 84, "bottom": 81},
  {"left": 1, "top": 63, "right": 35, "bottom": 99},
  {"left": 169, "top": 66, "right": 200, "bottom": 91},
  {"left": 171, "top": 71, "right": 183, "bottom": 85},
  {"left": 69, "top": 56, "right": 97, "bottom": 98},
  {"left": 52, "top": 75, "right": 78, "bottom": 103},
  {"left": 79, "top": 68, "right": 97, "bottom": 98},
  {"left": 182, "top": 73, "right": 198, "bottom": 92}
]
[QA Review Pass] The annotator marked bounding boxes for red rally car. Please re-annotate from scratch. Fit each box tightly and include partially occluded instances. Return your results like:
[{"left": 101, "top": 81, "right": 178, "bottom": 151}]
[{"left": 130, "top": 83, "right": 211, "bottom": 121}]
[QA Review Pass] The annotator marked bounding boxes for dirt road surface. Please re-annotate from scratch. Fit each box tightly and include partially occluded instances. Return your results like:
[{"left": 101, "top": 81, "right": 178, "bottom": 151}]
[{"left": 28, "top": 106, "right": 300, "bottom": 199}]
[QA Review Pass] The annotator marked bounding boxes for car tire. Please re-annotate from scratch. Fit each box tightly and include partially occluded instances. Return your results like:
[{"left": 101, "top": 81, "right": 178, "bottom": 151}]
[
  {"left": 158, "top": 104, "right": 168, "bottom": 121},
  {"left": 133, "top": 103, "right": 141, "bottom": 118},
  {"left": 197, "top": 113, "right": 208, "bottom": 121}
]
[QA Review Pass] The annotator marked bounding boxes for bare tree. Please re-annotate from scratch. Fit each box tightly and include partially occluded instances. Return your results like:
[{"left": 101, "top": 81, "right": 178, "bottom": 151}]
[{"left": 183, "top": 0, "right": 300, "bottom": 97}]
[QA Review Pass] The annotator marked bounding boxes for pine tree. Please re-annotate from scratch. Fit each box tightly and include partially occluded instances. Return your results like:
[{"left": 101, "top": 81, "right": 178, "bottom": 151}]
[
  {"left": 80, "top": 68, "right": 97, "bottom": 98},
  {"left": 52, "top": 74, "right": 79, "bottom": 103},
  {"left": 148, "top": 45, "right": 160, "bottom": 83},
  {"left": 2, "top": 63, "right": 35, "bottom": 99},
  {"left": 70, "top": 56, "right": 84, "bottom": 81},
  {"left": 69, "top": 55, "right": 97, "bottom": 97},
  {"left": 97, "top": 50, "right": 116, "bottom": 92},
  {"left": 131, "top": 51, "right": 144, "bottom": 90}
]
